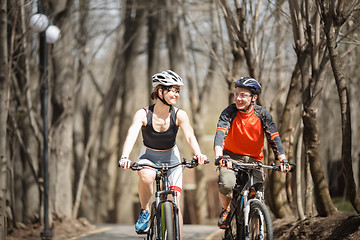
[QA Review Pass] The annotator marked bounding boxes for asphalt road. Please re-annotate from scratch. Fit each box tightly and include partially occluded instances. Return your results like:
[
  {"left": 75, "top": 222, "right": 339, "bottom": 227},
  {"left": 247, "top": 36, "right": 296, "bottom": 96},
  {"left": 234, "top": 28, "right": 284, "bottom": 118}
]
[{"left": 74, "top": 224, "right": 223, "bottom": 240}]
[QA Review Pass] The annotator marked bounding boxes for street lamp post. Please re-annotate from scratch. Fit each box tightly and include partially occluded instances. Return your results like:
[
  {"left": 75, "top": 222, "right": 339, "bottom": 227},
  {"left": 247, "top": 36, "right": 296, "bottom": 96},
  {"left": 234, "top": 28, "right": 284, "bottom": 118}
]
[
  {"left": 39, "top": 28, "right": 52, "bottom": 240},
  {"left": 29, "top": 3, "right": 61, "bottom": 240}
]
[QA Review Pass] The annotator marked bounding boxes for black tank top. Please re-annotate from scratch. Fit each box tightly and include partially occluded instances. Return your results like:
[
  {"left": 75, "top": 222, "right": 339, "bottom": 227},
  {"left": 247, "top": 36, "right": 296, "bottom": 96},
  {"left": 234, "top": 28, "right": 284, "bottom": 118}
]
[{"left": 142, "top": 105, "right": 179, "bottom": 150}]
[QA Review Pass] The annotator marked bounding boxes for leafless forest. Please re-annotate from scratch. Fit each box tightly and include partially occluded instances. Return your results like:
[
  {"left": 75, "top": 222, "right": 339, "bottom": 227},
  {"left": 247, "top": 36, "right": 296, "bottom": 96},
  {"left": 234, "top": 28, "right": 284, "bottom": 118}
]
[{"left": 1, "top": 0, "right": 360, "bottom": 239}]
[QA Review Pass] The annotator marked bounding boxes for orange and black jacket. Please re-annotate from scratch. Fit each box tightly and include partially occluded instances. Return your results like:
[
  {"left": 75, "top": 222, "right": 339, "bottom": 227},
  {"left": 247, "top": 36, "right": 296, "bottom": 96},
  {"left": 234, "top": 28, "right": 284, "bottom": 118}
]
[{"left": 214, "top": 103, "right": 285, "bottom": 161}]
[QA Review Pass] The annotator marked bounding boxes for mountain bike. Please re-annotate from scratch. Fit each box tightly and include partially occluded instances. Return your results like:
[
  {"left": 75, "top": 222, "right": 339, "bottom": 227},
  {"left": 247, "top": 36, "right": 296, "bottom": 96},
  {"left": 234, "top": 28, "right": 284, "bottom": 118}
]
[
  {"left": 130, "top": 158, "right": 208, "bottom": 240},
  {"left": 215, "top": 155, "right": 295, "bottom": 240}
]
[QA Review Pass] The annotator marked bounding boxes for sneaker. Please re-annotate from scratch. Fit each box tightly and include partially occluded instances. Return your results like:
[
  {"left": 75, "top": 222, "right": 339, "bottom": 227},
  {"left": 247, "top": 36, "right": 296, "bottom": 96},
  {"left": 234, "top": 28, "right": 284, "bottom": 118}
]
[
  {"left": 218, "top": 207, "right": 230, "bottom": 229},
  {"left": 135, "top": 209, "right": 150, "bottom": 234}
]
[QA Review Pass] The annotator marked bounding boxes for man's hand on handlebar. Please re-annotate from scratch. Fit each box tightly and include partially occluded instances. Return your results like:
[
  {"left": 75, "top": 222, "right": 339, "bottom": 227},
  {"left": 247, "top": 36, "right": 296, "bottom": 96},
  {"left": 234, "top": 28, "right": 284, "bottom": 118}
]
[
  {"left": 215, "top": 155, "right": 232, "bottom": 169},
  {"left": 279, "top": 160, "right": 291, "bottom": 173},
  {"left": 118, "top": 157, "right": 132, "bottom": 169}
]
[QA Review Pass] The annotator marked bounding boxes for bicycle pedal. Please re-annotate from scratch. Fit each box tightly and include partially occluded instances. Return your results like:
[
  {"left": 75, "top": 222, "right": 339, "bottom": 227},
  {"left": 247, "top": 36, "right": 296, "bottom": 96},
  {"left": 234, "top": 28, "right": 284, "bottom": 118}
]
[
  {"left": 135, "top": 227, "right": 150, "bottom": 235},
  {"left": 135, "top": 230, "right": 148, "bottom": 235},
  {"left": 219, "top": 224, "right": 230, "bottom": 229}
]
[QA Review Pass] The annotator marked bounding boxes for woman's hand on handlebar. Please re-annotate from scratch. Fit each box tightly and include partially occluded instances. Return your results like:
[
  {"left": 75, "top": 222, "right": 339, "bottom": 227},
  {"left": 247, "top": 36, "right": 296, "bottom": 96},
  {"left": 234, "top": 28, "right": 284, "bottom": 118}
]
[
  {"left": 193, "top": 154, "right": 207, "bottom": 165},
  {"left": 118, "top": 157, "right": 132, "bottom": 169}
]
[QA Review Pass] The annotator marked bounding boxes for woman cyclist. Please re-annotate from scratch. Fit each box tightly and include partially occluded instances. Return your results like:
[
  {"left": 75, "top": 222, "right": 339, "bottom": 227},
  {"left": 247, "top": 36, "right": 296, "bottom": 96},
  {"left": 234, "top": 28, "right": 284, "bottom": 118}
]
[{"left": 118, "top": 70, "right": 206, "bottom": 238}]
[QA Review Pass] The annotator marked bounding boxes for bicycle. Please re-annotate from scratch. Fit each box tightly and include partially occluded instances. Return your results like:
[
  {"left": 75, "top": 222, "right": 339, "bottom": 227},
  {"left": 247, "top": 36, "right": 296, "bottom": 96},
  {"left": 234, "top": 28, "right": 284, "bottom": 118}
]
[
  {"left": 215, "top": 155, "right": 295, "bottom": 240},
  {"left": 130, "top": 158, "right": 208, "bottom": 240}
]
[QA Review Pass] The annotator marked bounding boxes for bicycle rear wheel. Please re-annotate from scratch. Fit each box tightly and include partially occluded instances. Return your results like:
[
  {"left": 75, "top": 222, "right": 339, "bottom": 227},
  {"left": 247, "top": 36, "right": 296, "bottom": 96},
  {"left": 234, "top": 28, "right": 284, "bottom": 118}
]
[
  {"left": 246, "top": 201, "right": 273, "bottom": 240},
  {"left": 224, "top": 206, "right": 242, "bottom": 240}
]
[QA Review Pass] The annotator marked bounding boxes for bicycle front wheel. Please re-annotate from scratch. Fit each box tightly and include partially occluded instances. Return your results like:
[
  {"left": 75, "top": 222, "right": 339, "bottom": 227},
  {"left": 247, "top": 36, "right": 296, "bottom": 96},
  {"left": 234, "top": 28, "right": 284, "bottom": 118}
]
[
  {"left": 162, "top": 201, "right": 177, "bottom": 240},
  {"left": 247, "top": 201, "right": 273, "bottom": 240}
]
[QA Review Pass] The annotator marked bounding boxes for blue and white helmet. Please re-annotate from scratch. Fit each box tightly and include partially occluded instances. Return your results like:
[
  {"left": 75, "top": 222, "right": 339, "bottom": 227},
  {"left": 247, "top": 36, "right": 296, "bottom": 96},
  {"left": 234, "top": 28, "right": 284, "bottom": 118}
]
[
  {"left": 234, "top": 77, "right": 262, "bottom": 95},
  {"left": 152, "top": 70, "right": 184, "bottom": 88}
]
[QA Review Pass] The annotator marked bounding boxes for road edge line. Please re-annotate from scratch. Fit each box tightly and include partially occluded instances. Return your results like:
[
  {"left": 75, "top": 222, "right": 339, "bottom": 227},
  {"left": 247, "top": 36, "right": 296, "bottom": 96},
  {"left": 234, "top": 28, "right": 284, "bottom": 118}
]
[{"left": 69, "top": 226, "right": 112, "bottom": 240}]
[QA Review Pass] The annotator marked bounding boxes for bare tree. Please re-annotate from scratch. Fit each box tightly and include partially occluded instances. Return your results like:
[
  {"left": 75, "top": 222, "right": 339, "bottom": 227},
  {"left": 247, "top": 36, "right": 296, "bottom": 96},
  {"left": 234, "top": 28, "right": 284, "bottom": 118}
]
[
  {"left": 266, "top": 0, "right": 300, "bottom": 218},
  {"left": 72, "top": 0, "right": 90, "bottom": 219},
  {"left": 114, "top": 0, "right": 147, "bottom": 224},
  {"left": 45, "top": 0, "right": 76, "bottom": 219},
  {"left": 147, "top": 0, "right": 163, "bottom": 105},
  {"left": 317, "top": 0, "right": 360, "bottom": 213},
  {"left": 0, "top": 0, "right": 9, "bottom": 238},
  {"left": 289, "top": 0, "right": 337, "bottom": 217},
  {"left": 180, "top": 0, "right": 220, "bottom": 224},
  {"left": 5, "top": 0, "right": 42, "bottom": 227}
]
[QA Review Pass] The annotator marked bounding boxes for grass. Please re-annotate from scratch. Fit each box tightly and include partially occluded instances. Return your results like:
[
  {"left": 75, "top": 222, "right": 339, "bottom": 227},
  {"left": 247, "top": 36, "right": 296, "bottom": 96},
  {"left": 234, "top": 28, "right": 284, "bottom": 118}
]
[{"left": 332, "top": 196, "right": 357, "bottom": 213}]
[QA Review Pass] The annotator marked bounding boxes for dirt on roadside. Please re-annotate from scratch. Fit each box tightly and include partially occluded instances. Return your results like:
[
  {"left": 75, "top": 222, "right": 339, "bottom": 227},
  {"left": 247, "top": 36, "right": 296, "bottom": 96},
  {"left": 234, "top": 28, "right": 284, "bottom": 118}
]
[
  {"left": 273, "top": 211, "right": 360, "bottom": 240},
  {"left": 6, "top": 217, "right": 95, "bottom": 240}
]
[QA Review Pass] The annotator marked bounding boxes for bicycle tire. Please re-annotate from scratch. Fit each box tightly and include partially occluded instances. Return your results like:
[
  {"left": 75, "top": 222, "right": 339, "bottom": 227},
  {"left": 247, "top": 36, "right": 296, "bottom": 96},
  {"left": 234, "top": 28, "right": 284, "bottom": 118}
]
[
  {"left": 163, "top": 201, "right": 176, "bottom": 240},
  {"left": 245, "top": 201, "right": 273, "bottom": 240},
  {"left": 147, "top": 203, "right": 158, "bottom": 240}
]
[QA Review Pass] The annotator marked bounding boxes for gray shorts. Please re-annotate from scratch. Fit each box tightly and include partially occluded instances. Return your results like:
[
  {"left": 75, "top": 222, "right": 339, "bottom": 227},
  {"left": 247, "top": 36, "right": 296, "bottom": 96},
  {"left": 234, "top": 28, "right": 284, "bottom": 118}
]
[
  {"left": 218, "top": 151, "right": 264, "bottom": 197},
  {"left": 137, "top": 145, "right": 183, "bottom": 193}
]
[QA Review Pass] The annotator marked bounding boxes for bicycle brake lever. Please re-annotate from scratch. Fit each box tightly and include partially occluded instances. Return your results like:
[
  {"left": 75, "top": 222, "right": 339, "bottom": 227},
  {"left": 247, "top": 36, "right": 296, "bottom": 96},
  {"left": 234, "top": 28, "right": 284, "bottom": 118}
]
[
  {"left": 130, "top": 162, "right": 140, "bottom": 170},
  {"left": 188, "top": 159, "right": 199, "bottom": 168}
]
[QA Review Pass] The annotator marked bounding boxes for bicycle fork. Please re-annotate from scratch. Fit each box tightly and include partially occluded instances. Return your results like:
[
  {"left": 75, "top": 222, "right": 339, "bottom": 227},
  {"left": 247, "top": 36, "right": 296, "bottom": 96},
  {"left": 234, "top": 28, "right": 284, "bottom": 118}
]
[
  {"left": 242, "top": 190, "right": 251, "bottom": 239},
  {"left": 243, "top": 190, "right": 265, "bottom": 240}
]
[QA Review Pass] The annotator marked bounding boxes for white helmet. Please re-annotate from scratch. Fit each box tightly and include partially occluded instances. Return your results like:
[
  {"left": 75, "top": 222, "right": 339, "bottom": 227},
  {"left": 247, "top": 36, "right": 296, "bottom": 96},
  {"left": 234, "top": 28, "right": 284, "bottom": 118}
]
[{"left": 152, "top": 70, "right": 184, "bottom": 88}]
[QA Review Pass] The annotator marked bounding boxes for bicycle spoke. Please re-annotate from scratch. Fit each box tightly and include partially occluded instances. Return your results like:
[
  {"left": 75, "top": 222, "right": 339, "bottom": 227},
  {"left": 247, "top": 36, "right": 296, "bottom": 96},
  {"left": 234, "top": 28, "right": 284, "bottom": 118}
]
[{"left": 248, "top": 201, "right": 273, "bottom": 240}]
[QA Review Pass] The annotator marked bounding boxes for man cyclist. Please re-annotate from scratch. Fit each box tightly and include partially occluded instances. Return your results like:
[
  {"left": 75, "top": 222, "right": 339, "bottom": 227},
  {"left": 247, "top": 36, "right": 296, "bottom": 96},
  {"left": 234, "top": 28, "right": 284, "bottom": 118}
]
[
  {"left": 214, "top": 77, "right": 290, "bottom": 229},
  {"left": 118, "top": 70, "right": 206, "bottom": 237}
]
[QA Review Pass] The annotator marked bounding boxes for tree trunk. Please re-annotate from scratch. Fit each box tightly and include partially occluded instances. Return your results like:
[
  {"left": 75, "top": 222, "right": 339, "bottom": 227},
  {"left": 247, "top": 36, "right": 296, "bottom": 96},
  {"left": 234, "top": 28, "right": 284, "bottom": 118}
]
[
  {"left": 114, "top": 0, "right": 146, "bottom": 224},
  {"left": 19, "top": 0, "right": 41, "bottom": 222},
  {"left": 320, "top": 3, "right": 360, "bottom": 213},
  {"left": 72, "top": 0, "right": 90, "bottom": 219},
  {"left": 304, "top": 149, "right": 314, "bottom": 217},
  {"left": 48, "top": 1, "right": 76, "bottom": 219},
  {"left": 147, "top": 0, "right": 163, "bottom": 105},
  {"left": 302, "top": 107, "right": 337, "bottom": 216},
  {"left": 268, "top": 62, "right": 302, "bottom": 218},
  {"left": 295, "top": 127, "right": 305, "bottom": 220},
  {"left": 183, "top": 0, "right": 218, "bottom": 224},
  {"left": 0, "top": 1, "right": 8, "bottom": 238}
]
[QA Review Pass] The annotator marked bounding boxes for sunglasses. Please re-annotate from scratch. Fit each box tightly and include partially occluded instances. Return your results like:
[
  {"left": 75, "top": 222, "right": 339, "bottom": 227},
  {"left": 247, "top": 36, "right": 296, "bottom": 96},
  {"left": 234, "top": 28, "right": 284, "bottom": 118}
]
[{"left": 164, "top": 86, "right": 181, "bottom": 94}]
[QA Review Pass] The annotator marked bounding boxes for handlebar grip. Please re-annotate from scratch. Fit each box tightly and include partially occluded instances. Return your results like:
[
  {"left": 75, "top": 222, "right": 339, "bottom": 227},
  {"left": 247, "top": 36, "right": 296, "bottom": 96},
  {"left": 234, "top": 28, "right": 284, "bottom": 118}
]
[{"left": 277, "top": 162, "right": 296, "bottom": 172}]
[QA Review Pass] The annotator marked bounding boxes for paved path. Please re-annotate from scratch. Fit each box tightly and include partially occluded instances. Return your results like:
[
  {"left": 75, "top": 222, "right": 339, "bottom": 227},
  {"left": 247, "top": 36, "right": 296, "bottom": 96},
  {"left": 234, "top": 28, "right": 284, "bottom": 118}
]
[{"left": 74, "top": 224, "right": 223, "bottom": 240}]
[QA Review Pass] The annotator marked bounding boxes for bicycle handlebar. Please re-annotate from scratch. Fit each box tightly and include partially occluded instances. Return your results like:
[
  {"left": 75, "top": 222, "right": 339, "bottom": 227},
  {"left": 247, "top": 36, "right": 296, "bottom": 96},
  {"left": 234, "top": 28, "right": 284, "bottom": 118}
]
[
  {"left": 215, "top": 155, "right": 296, "bottom": 172},
  {"left": 130, "top": 158, "right": 209, "bottom": 171}
]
